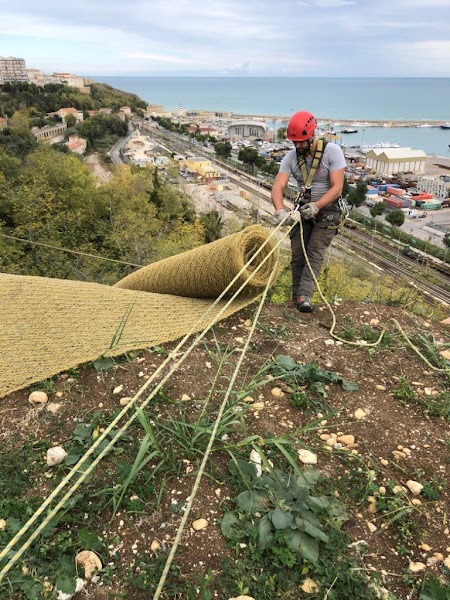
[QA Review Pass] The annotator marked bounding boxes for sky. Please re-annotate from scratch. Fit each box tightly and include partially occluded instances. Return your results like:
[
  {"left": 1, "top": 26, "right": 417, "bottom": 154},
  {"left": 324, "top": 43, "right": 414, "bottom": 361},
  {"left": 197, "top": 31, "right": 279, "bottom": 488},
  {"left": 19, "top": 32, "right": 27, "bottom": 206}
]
[{"left": 0, "top": 0, "right": 449, "bottom": 77}]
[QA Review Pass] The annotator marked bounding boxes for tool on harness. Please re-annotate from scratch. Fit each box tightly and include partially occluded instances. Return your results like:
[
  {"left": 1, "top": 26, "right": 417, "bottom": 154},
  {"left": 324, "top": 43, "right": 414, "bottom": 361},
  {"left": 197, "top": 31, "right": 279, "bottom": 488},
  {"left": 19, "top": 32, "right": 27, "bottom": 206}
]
[{"left": 292, "top": 139, "right": 347, "bottom": 230}]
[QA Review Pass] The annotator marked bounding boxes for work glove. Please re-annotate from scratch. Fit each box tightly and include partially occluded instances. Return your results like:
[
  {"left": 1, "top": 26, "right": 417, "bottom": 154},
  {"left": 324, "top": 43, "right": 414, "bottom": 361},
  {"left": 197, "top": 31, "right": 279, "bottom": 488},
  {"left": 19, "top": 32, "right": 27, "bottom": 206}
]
[
  {"left": 272, "top": 208, "right": 293, "bottom": 226},
  {"left": 299, "top": 202, "right": 319, "bottom": 220}
]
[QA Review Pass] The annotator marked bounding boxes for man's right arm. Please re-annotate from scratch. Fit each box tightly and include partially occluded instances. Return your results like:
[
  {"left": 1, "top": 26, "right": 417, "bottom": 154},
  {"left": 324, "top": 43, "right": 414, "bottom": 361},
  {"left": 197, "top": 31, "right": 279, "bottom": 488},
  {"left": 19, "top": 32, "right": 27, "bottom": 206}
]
[{"left": 271, "top": 171, "right": 290, "bottom": 210}]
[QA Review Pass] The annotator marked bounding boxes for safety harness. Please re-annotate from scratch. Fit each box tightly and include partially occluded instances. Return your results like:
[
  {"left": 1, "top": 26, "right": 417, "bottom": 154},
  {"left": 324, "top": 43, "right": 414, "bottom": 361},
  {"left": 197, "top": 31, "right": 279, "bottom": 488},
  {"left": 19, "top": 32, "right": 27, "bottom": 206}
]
[{"left": 294, "top": 139, "right": 348, "bottom": 230}]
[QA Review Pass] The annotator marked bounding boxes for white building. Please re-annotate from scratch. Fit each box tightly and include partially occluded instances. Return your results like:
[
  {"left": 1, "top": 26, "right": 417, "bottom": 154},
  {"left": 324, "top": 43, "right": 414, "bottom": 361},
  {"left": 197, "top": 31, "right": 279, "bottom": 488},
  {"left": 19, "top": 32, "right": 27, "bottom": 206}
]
[
  {"left": 0, "top": 56, "right": 27, "bottom": 84},
  {"left": 227, "top": 120, "right": 267, "bottom": 138},
  {"left": 365, "top": 147, "right": 427, "bottom": 175},
  {"left": 417, "top": 176, "right": 449, "bottom": 200}
]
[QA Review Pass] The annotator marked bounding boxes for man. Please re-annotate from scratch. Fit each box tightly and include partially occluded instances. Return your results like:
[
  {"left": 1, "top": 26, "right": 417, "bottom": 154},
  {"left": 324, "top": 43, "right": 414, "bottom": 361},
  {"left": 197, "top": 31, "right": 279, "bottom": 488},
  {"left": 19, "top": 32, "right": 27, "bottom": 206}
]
[{"left": 271, "top": 110, "right": 346, "bottom": 313}]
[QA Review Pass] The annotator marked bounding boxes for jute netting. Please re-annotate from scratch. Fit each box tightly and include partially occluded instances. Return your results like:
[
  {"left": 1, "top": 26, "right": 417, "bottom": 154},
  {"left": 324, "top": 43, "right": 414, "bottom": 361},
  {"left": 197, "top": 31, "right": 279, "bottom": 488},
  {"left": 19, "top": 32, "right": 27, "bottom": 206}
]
[{"left": 0, "top": 225, "right": 279, "bottom": 398}]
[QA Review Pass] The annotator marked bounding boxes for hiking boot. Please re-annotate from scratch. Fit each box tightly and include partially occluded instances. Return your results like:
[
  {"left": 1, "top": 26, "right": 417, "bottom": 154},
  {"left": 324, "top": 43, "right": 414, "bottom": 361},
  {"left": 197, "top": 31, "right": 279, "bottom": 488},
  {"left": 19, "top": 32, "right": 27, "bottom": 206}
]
[{"left": 297, "top": 297, "right": 314, "bottom": 313}]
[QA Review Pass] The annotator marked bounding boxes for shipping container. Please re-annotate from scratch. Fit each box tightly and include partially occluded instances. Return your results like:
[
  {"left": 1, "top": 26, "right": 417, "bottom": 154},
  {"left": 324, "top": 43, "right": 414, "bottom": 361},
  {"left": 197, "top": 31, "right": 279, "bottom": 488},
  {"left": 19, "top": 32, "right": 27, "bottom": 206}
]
[
  {"left": 386, "top": 186, "right": 404, "bottom": 196},
  {"left": 384, "top": 198, "right": 404, "bottom": 208}
]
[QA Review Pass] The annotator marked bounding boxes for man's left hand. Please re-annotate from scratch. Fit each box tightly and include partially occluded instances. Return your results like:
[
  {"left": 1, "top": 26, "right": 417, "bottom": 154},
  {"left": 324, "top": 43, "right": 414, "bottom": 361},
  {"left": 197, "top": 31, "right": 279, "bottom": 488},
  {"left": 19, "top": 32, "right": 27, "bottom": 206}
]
[{"left": 299, "top": 202, "right": 319, "bottom": 220}]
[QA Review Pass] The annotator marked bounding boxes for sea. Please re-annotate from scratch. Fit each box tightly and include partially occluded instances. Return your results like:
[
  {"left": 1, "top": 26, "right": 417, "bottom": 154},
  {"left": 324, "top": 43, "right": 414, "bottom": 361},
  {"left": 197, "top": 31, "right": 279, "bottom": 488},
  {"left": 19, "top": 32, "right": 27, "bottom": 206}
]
[{"left": 91, "top": 77, "right": 450, "bottom": 157}]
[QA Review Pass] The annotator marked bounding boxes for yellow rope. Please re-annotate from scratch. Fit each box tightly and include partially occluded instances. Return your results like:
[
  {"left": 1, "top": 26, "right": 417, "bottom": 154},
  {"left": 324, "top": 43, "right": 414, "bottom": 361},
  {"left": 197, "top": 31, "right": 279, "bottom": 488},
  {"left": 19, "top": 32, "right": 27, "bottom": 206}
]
[
  {"left": 0, "top": 222, "right": 286, "bottom": 582},
  {"left": 296, "top": 217, "right": 450, "bottom": 373},
  {"left": 152, "top": 255, "right": 279, "bottom": 600}
]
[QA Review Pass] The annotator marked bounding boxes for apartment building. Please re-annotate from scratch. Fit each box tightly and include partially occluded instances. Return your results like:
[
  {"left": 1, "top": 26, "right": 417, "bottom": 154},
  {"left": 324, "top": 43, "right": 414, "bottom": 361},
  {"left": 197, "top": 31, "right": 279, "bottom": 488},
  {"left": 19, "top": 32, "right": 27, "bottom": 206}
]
[{"left": 0, "top": 57, "right": 27, "bottom": 84}]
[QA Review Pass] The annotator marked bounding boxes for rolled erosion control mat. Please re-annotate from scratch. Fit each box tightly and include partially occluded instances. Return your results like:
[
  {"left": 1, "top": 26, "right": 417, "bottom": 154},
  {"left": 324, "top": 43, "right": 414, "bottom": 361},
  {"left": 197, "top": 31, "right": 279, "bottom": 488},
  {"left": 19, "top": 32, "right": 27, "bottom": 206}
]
[{"left": 0, "top": 225, "right": 278, "bottom": 398}]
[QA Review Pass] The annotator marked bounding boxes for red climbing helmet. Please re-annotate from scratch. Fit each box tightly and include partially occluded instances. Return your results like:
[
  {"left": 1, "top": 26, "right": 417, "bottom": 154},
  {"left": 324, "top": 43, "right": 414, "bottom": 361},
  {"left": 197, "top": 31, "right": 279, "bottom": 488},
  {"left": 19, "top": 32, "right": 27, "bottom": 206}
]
[{"left": 286, "top": 111, "right": 317, "bottom": 141}]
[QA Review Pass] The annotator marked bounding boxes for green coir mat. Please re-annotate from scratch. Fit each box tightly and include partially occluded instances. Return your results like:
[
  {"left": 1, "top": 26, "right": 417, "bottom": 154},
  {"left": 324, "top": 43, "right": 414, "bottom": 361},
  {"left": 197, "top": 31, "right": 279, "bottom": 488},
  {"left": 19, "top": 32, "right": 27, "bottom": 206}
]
[{"left": 0, "top": 225, "right": 279, "bottom": 398}]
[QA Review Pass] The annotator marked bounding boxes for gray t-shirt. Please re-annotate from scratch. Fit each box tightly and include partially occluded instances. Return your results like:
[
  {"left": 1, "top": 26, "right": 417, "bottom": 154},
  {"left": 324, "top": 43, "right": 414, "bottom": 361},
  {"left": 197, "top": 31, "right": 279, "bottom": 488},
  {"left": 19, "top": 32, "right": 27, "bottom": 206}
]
[{"left": 279, "top": 142, "right": 346, "bottom": 205}]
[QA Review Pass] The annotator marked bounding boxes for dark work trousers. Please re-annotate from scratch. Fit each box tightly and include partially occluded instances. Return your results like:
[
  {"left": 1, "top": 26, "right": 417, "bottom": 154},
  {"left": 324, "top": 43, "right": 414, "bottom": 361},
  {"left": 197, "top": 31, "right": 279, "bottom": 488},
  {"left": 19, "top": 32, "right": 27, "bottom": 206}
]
[{"left": 290, "top": 220, "right": 337, "bottom": 302}]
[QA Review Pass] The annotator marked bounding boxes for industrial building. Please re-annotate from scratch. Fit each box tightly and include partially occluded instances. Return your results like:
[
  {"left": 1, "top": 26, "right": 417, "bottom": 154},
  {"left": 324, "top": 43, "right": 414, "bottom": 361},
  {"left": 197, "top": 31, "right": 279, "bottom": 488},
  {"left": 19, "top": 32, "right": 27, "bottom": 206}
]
[
  {"left": 227, "top": 120, "right": 267, "bottom": 138},
  {"left": 365, "top": 147, "right": 427, "bottom": 175}
]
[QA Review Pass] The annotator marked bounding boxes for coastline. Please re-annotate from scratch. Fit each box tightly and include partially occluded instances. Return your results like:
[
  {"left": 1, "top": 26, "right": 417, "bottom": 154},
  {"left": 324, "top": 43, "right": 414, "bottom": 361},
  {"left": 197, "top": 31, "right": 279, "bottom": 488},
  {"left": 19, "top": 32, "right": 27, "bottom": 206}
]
[{"left": 231, "top": 114, "right": 449, "bottom": 128}]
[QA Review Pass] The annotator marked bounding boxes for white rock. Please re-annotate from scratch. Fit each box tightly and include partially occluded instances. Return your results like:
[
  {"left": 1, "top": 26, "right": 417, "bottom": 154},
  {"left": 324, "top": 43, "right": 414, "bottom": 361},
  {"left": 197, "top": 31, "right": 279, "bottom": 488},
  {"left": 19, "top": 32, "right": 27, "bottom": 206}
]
[
  {"left": 150, "top": 540, "right": 160, "bottom": 552},
  {"left": 367, "top": 496, "right": 377, "bottom": 514},
  {"left": 419, "top": 543, "right": 432, "bottom": 551},
  {"left": 324, "top": 339, "right": 335, "bottom": 346},
  {"left": 301, "top": 578, "right": 319, "bottom": 593},
  {"left": 112, "top": 385, "right": 123, "bottom": 395},
  {"left": 181, "top": 394, "right": 191, "bottom": 401},
  {"left": 46, "top": 446, "right": 67, "bottom": 466},
  {"left": 249, "top": 449, "right": 262, "bottom": 477},
  {"left": 242, "top": 396, "right": 254, "bottom": 403},
  {"left": 375, "top": 385, "right": 386, "bottom": 391},
  {"left": 271, "top": 387, "right": 285, "bottom": 398},
  {"left": 408, "top": 561, "right": 426, "bottom": 572},
  {"left": 192, "top": 519, "right": 208, "bottom": 531},
  {"left": 28, "top": 391, "right": 48, "bottom": 404},
  {"left": 298, "top": 449, "right": 317, "bottom": 465},
  {"left": 46, "top": 402, "right": 61, "bottom": 414},
  {"left": 75, "top": 551, "right": 102, "bottom": 579},
  {"left": 57, "top": 578, "right": 84, "bottom": 600},
  {"left": 119, "top": 397, "right": 132, "bottom": 406},
  {"left": 228, "top": 596, "right": 256, "bottom": 600},
  {"left": 367, "top": 521, "right": 377, "bottom": 533},
  {"left": 354, "top": 408, "right": 367, "bottom": 420},
  {"left": 406, "top": 480, "right": 423, "bottom": 496},
  {"left": 444, "top": 556, "right": 450, "bottom": 568},
  {"left": 0, "top": 519, "right": 6, "bottom": 530},
  {"left": 370, "top": 318, "right": 380, "bottom": 326}
]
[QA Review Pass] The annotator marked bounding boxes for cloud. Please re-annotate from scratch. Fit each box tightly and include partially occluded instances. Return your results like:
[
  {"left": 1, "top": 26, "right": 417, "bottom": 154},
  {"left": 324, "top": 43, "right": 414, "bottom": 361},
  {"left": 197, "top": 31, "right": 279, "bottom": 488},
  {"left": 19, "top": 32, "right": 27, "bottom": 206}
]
[{"left": 315, "top": 0, "right": 356, "bottom": 6}]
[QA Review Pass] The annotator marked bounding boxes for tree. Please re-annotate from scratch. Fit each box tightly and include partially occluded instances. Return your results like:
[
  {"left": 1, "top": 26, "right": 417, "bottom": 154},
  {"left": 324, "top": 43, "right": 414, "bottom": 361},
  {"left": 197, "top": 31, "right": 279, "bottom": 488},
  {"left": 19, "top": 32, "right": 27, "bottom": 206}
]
[
  {"left": 148, "top": 168, "right": 163, "bottom": 212},
  {"left": 214, "top": 142, "right": 232, "bottom": 159},
  {"left": 385, "top": 209, "right": 405, "bottom": 228},
  {"left": 347, "top": 180, "right": 367, "bottom": 209},
  {"left": 443, "top": 234, "right": 450, "bottom": 249},
  {"left": 238, "top": 147, "right": 260, "bottom": 166},
  {"left": 199, "top": 210, "right": 224, "bottom": 243},
  {"left": 65, "top": 113, "right": 77, "bottom": 128},
  {"left": 370, "top": 202, "right": 385, "bottom": 219},
  {"left": 277, "top": 127, "right": 286, "bottom": 141},
  {"left": 341, "top": 175, "right": 350, "bottom": 199}
]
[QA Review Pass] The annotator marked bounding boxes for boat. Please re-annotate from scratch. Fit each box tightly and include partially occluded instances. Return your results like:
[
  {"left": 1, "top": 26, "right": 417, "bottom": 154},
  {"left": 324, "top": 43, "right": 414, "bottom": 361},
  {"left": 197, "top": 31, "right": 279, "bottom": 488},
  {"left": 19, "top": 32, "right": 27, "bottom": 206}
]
[
  {"left": 340, "top": 128, "right": 358, "bottom": 134},
  {"left": 441, "top": 122, "right": 450, "bottom": 129}
]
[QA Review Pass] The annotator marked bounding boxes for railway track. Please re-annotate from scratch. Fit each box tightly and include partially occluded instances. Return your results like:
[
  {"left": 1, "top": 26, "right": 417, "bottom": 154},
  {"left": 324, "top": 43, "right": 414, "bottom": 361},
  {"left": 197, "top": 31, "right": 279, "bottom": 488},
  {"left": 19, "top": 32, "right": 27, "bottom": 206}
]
[{"left": 337, "top": 236, "right": 450, "bottom": 306}]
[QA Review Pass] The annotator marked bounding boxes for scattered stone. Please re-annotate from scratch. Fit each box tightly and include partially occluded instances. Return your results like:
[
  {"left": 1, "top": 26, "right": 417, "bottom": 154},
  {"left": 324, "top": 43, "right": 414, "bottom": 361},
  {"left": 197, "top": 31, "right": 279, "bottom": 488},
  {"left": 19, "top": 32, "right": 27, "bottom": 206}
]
[
  {"left": 251, "top": 401, "right": 264, "bottom": 412},
  {"left": 298, "top": 449, "right": 318, "bottom": 465},
  {"left": 375, "top": 385, "right": 386, "bottom": 391},
  {"left": 354, "top": 408, "right": 367, "bottom": 420},
  {"left": 380, "top": 459, "right": 389, "bottom": 466},
  {"left": 181, "top": 394, "right": 191, "bottom": 401},
  {"left": 392, "top": 486, "right": 404, "bottom": 494},
  {"left": 56, "top": 578, "right": 84, "bottom": 600},
  {"left": 411, "top": 499, "right": 422, "bottom": 506},
  {"left": 424, "top": 387, "right": 433, "bottom": 396},
  {"left": 46, "top": 403, "right": 61, "bottom": 414},
  {"left": 112, "top": 385, "right": 123, "bottom": 395},
  {"left": 412, "top": 382, "right": 425, "bottom": 386},
  {"left": 0, "top": 519, "right": 6, "bottom": 530},
  {"left": 55, "top": 391, "right": 64, "bottom": 398},
  {"left": 433, "top": 552, "right": 444, "bottom": 562},
  {"left": 444, "top": 556, "right": 450, "bottom": 568},
  {"left": 235, "top": 337, "right": 245, "bottom": 344},
  {"left": 406, "top": 480, "right": 423, "bottom": 496},
  {"left": 46, "top": 446, "right": 67, "bottom": 466},
  {"left": 324, "top": 339, "right": 335, "bottom": 346},
  {"left": 408, "top": 561, "right": 426, "bottom": 572},
  {"left": 378, "top": 486, "right": 386, "bottom": 495},
  {"left": 192, "top": 519, "right": 208, "bottom": 531},
  {"left": 228, "top": 596, "right": 255, "bottom": 600},
  {"left": 150, "top": 540, "right": 160, "bottom": 553},
  {"left": 249, "top": 449, "right": 262, "bottom": 478},
  {"left": 244, "top": 319, "right": 252, "bottom": 327},
  {"left": 367, "top": 496, "right": 377, "bottom": 514},
  {"left": 439, "top": 350, "right": 450, "bottom": 361},
  {"left": 337, "top": 434, "right": 355, "bottom": 446},
  {"left": 119, "top": 397, "right": 132, "bottom": 406},
  {"left": 271, "top": 387, "right": 285, "bottom": 398},
  {"left": 370, "top": 318, "right": 380, "bottom": 326},
  {"left": 367, "top": 521, "right": 377, "bottom": 533},
  {"left": 301, "top": 578, "right": 319, "bottom": 594},
  {"left": 419, "top": 543, "right": 432, "bottom": 551},
  {"left": 392, "top": 451, "right": 406, "bottom": 459},
  {"left": 28, "top": 391, "right": 48, "bottom": 405},
  {"left": 242, "top": 396, "right": 254, "bottom": 403},
  {"left": 75, "top": 550, "right": 102, "bottom": 579}
]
